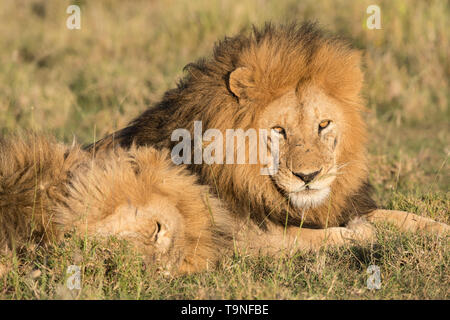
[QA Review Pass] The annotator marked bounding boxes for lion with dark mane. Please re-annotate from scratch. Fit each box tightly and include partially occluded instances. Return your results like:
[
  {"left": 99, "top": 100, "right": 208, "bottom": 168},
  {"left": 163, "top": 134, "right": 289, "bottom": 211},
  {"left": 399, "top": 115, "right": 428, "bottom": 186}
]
[{"left": 90, "top": 22, "right": 448, "bottom": 251}]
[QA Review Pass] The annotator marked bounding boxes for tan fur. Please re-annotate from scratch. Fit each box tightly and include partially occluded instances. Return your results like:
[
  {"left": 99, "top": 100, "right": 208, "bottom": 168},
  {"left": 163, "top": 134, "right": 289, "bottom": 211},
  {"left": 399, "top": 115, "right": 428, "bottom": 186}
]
[
  {"left": 0, "top": 134, "right": 232, "bottom": 274},
  {"left": 90, "top": 23, "right": 371, "bottom": 227},
  {"left": 89, "top": 23, "right": 448, "bottom": 250},
  {"left": 366, "top": 210, "right": 449, "bottom": 236}
]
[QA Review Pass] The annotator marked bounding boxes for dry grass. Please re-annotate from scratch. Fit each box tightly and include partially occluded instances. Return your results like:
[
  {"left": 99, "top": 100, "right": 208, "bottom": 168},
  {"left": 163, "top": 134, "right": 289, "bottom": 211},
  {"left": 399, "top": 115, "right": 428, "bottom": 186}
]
[{"left": 0, "top": 0, "right": 448, "bottom": 299}]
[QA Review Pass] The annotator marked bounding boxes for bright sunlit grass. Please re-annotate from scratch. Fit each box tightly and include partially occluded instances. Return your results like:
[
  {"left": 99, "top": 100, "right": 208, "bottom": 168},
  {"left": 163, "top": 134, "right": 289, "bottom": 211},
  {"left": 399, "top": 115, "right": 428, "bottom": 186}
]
[{"left": 0, "top": 0, "right": 448, "bottom": 299}]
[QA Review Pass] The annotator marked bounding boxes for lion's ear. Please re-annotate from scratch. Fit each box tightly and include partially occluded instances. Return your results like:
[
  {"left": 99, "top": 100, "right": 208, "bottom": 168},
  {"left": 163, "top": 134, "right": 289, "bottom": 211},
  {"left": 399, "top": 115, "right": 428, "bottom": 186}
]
[{"left": 229, "top": 67, "right": 253, "bottom": 101}]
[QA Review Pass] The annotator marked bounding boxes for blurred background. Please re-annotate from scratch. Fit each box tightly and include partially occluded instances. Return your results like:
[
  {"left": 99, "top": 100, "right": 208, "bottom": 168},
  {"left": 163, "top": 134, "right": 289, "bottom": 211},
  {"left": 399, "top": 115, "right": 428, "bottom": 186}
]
[{"left": 0, "top": 0, "right": 448, "bottom": 210}]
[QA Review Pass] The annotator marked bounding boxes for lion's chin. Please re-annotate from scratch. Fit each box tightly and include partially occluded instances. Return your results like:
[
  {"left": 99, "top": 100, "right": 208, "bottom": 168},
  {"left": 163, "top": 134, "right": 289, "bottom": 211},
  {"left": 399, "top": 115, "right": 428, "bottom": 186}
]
[{"left": 288, "top": 187, "right": 331, "bottom": 209}]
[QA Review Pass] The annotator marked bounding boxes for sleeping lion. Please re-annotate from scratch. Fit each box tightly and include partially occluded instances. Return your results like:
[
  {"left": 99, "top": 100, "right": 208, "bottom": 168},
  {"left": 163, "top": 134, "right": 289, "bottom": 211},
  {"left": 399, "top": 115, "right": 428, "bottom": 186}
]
[
  {"left": 0, "top": 134, "right": 232, "bottom": 275},
  {"left": 89, "top": 22, "right": 449, "bottom": 252}
]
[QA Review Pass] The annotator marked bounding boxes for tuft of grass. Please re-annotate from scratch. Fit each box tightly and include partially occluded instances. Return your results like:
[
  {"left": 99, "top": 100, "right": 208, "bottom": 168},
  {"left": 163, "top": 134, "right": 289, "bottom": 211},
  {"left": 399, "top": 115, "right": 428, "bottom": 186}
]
[{"left": 0, "top": 0, "right": 448, "bottom": 299}]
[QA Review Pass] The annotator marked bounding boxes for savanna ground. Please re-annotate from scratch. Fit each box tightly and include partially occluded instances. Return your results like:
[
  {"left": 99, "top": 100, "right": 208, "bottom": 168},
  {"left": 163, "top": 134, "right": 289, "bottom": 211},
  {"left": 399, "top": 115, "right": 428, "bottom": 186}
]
[{"left": 0, "top": 0, "right": 448, "bottom": 299}]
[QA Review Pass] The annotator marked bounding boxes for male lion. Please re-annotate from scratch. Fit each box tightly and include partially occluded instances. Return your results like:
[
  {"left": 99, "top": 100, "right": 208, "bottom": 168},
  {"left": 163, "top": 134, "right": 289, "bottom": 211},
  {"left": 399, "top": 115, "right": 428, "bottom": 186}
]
[
  {"left": 0, "top": 135, "right": 231, "bottom": 275},
  {"left": 89, "top": 23, "right": 448, "bottom": 253}
]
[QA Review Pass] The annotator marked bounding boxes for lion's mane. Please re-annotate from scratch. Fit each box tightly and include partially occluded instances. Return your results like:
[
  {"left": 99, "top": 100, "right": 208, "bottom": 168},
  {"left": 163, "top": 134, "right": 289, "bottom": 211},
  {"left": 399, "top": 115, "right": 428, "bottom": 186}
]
[
  {"left": 0, "top": 134, "right": 231, "bottom": 273},
  {"left": 91, "top": 22, "right": 377, "bottom": 229}
]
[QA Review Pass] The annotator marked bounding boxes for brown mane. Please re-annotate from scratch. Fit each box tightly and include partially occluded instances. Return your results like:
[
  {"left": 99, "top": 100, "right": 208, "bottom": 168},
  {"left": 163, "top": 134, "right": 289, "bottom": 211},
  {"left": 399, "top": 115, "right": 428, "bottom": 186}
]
[
  {"left": 0, "top": 134, "right": 232, "bottom": 274},
  {"left": 89, "top": 22, "right": 377, "bottom": 229}
]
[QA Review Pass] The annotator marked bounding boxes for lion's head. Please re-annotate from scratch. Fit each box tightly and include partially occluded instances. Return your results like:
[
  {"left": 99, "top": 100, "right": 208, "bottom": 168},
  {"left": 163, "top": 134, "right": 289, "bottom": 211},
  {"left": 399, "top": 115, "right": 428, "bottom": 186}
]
[
  {"left": 59, "top": 146, "right": 232, "bottom": 274},
  {"left": 256, "top": 86, "right": 347, "bottom": 210},
  {"left": 196, "top": 23, "right": 374, "bottom": 228},
  {"left": 92, "top": 22, "right": 377, "bottom": 229}
]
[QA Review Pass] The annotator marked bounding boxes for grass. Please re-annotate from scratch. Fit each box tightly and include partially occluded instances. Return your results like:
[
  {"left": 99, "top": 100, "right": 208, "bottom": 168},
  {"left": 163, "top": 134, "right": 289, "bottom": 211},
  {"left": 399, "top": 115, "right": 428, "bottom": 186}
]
[{"left": 0, "top": 0, "right": 448, "bottom": 299}]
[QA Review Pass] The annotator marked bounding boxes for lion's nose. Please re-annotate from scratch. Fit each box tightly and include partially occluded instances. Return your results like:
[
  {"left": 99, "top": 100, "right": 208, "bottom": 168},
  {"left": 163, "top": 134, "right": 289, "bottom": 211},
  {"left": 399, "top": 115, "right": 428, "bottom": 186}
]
[{"left": 293, "top": 169, "right": 322, "bottom": 184}]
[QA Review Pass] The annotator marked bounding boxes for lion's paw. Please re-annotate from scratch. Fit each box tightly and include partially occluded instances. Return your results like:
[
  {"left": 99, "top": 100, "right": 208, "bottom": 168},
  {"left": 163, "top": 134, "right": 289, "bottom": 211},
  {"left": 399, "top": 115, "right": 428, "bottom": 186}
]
[
  {"left": 421, "top": 219, "right": 450, "bottom": 236},
  {"left": 345, "top": 218, "right": 376, "bottom": 243}
]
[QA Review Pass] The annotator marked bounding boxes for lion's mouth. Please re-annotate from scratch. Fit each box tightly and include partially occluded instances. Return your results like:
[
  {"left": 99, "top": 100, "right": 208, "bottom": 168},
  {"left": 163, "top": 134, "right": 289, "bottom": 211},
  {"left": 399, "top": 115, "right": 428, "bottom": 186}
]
[
  {"left": 289, "top": 184, "right": 322, "bottom": 194},
  {"left": 302, "top": 186, "right": 318, "bottom": 192},
  {"left": 287, "top": 187, "right": 332, "bottom": 209},
  {"left": 291, "top": 187, "right": 324, "bottom": 197}
]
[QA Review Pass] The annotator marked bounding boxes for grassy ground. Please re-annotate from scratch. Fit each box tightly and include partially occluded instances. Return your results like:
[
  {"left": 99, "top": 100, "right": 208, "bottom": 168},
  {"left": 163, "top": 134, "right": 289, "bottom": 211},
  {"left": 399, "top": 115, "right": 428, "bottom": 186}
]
[{"left": 0, "top": 0, "right": 448, "bottom": 299}]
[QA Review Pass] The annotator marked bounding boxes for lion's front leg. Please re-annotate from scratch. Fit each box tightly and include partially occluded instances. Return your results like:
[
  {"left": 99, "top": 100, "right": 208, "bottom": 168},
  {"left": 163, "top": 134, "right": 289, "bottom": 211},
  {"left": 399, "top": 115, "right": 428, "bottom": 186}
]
[
  {"left": 366, "top": 209, "right": 449, "bottom": 235},
  {"left": 232, "top": 218, "right": 375, "bottom": 256}
]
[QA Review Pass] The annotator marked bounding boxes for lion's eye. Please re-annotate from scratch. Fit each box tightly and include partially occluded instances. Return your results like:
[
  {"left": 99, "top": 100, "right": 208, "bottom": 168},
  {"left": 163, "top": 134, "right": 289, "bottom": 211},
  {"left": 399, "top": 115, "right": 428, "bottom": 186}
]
[
  {"left": 318, "top": 120, "right": 331, "bottom": 133},
  {"left": 272, "top": 126, "right": 286, "bottom": 138}
]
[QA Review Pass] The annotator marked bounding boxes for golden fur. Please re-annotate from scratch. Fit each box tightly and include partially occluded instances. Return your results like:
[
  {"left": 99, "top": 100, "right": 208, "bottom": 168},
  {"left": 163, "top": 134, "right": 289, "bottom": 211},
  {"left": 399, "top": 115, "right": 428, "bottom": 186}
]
[
  {"left": 90, "top": 22, "right": 448, "bottom": 247},
  {"left": 0, "top": 134, "right": 232, "bottom": 274},
  {"left": 91, "top": 23, "right": 375, "bottom": 228}
]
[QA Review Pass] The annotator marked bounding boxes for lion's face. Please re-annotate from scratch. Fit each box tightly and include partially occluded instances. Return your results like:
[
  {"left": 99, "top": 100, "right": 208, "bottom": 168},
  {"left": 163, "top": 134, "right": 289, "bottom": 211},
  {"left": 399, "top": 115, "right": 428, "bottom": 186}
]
[
  {"left": 81, "top": 193, "right": 186, "bottom": 273},
  {"left": 68, "top": 146, "right": 231, "bottom": 275},
  {"left": 105, "top": 198, "right": 186, "bottom": 271},
  {"left": 258, "top": 85, "right": 343, "bottom": 209}
]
